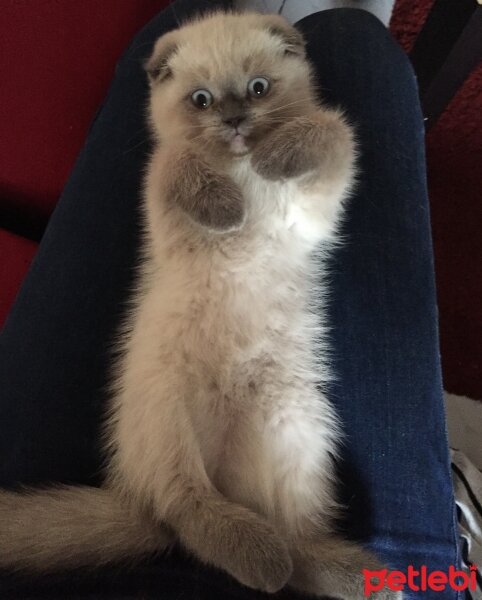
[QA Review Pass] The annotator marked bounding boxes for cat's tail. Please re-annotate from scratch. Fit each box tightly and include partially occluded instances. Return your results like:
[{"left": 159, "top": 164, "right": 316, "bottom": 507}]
[{"left": 0, "top": 486, "right": 170, "bottom": 572}]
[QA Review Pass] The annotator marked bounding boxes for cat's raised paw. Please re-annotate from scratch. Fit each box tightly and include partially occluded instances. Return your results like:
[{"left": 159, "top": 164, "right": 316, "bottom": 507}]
[
  {"left": 168, "top": 149, "right": 246, "bottom": 233},
  {"left": 250, "top": 117, "right": 315, "bottom": 181},
  {"left": 251, "top": 113, "right": 354, "bottom": 183},
  {"left": 190, "top": 174, "right": 246, "bottom": 233}
]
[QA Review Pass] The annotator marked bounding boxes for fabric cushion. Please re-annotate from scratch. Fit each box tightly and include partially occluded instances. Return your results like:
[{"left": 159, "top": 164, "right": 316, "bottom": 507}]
[
  {"left": 0, "top": 0, "right": 169, "bottom": 220},
  {"left": 0, "top": 229, "right": 38, "bottom": 327}
]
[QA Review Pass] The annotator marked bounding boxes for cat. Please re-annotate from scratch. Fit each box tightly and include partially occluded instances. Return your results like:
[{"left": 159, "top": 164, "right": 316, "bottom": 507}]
[{"left": 0, "top": 11, "right": 400, "bottom": 600}]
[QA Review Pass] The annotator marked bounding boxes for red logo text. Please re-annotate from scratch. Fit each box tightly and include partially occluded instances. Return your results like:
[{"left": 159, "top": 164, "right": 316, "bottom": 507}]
[{"left": 363, "top": 565, "right": 478, "bottom": 596}]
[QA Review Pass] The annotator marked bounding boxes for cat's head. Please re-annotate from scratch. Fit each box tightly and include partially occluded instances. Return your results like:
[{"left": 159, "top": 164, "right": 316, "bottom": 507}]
[{"left": 145, "top": 12, "right": 315, "bottom": 157}]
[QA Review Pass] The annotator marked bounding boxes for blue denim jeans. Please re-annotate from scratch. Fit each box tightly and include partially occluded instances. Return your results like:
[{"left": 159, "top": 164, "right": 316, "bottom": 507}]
[{"left": 0, "top": 1, "right": 460, "bottom": 598}]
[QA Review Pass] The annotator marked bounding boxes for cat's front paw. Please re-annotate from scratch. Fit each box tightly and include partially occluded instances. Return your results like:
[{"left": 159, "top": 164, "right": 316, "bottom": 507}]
[
  {"left": 251, "top": 117, "right": 316, "bottom": 181},
  {"left": 167, "top": 149, "right": 246, "bottom": 233},
  {"left": 251, "top": 112, "right": 354, "bottom": 182},
  {"left": 189, "top": 172, "right": 246, "bottom": 233}
]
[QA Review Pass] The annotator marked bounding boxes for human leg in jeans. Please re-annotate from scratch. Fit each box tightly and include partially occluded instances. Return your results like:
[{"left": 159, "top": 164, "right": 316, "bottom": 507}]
[
  {"left": 296, "top": 10, "right": 460, "bottom": 599},
  {"left": 0, "top": 1, "right": 459, "bottom": 598}
]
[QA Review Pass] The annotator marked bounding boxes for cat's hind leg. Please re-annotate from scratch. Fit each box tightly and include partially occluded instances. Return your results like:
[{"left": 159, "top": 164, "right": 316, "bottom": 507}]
[
  {"left": 289, "top": 536, "right": 402, "bottom": 600},
  {"left": 218, "top": 374, "right": 399, "bottom": 599},
  {"left": 109, "top": 347, "right": 292, "bottom": 593}
]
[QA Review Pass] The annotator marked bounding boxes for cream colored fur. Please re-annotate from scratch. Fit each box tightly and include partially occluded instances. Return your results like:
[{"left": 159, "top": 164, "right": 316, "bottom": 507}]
[{"left": 0, "top": 12, "right": 400, "bottom": 599}]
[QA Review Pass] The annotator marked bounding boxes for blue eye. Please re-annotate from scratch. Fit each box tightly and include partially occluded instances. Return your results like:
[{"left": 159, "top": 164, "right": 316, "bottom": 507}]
[
  {"left": 191, "top": 89, "right": 213, "bottom": 109},
  {"left": 247, "top": 77, "right": 270, "bottom": 98}
]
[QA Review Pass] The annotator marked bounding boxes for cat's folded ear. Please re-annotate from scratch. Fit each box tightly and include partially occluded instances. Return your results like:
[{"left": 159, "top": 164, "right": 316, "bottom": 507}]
[
  {"left": 144, "top": 30, "right": 179, "bottom": 84},
  {"left": 261, "top": 15, "right": 306, "bottom": 57}
]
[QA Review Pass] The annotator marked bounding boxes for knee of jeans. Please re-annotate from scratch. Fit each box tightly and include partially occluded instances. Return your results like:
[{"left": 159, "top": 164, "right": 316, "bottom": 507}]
[
  {"left": 299, "top": 7, "right": 390, "bottom": 38},
  {"left": 299, "top": 8, "right": 418, "bottom": 95}
]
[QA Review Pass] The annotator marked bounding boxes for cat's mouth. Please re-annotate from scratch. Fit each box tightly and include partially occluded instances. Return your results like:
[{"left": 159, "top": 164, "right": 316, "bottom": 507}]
[
  {"left": 230, "top": 132, "right": 249, "bottom": 156},
  {"left": 219, "top": 123, "right": 254, "bottom": 156}
]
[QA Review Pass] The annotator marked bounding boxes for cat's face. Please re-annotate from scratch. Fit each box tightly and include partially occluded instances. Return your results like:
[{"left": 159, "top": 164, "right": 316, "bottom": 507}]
[{"left": 146, "top": 13, "right": 315, "bottom": 157}]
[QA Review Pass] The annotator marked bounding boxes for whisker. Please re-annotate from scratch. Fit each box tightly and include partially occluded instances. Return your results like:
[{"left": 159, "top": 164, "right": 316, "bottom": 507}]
[
  {"left": 255, "top": 116, "right": 291, "bottom": 123},
  {"left": 124, "top": 127, "right": 149, "bottom": 145},
  {"left": 187, "top": 134, "right": 206, "bottom": 144},
  {"left": 261, "top": 97, "right": 312, "bottom": 117},
  {"left": 122, "top": 137, "right": 150, "bottom": 155}
]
